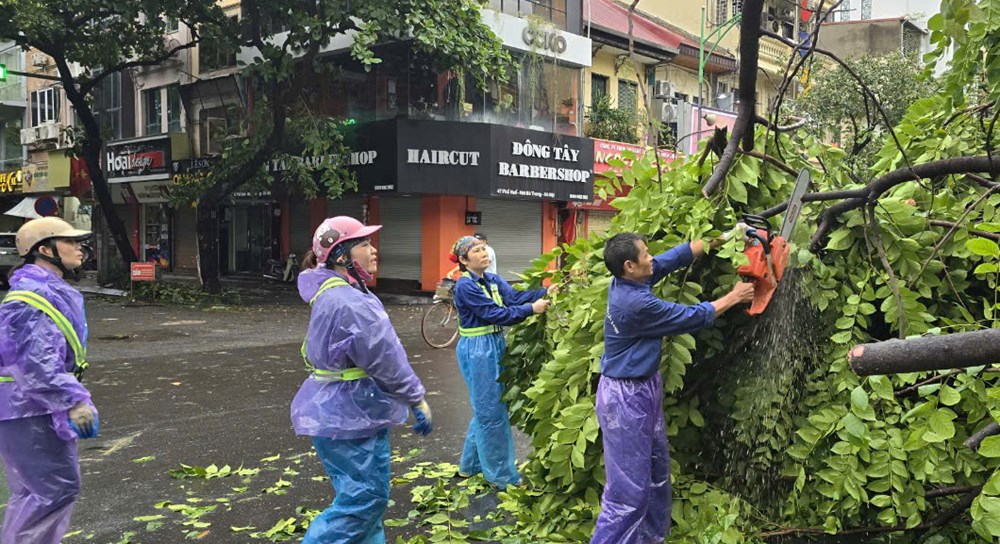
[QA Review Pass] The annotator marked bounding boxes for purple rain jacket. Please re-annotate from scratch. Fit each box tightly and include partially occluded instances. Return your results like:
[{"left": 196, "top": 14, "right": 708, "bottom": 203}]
[
  {"left": 0, "top": 264, "right": 93, "bottom": 441},
  {"left": 290, "top": 267, "right": 426, "bottom": 440}
]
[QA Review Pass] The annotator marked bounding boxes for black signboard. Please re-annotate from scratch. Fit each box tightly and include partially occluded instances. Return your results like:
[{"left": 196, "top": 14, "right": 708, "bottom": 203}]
[
  {"left": 349, "top": 119, "right": 594, "bottom": 202},
  {"left": 465, "top": 211, "right": 482, "bottom": 225},
  {"left": 106, "top": 137, "right": 173, "bottom": 182},
  {"left": 491, "top": 125, "right": 593, "bottom": 202}
]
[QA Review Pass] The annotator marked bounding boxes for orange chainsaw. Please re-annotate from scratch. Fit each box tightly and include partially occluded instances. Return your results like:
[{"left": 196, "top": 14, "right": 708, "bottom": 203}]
[{"left": 736, "top": 169, "right": 811, "bottom": 316}]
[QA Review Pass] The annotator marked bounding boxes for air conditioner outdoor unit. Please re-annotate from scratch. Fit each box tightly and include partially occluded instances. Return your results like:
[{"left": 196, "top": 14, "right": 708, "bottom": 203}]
[
  {"left": 31, "top": 52, "right": 48, "bottom": 68},
  {"left": 20, "top": 127, "right": 37, "bottom": 146},
  {"left": 38, "top": 123, "right": 60, "bottom": 141},
  {"left": 660, "top": 101, "right": 678, "bottom": 123},
  {"left": 653, "top": 80, "right": 676, "bottom": 100}
]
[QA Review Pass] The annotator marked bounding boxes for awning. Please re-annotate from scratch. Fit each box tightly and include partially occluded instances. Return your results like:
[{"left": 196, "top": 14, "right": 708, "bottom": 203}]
[
  {"left": 4, "top": 197, "right": 41, "bottom": 219},
  {"left": 585, "top": 0, "right": 737, "bottom": 72}
]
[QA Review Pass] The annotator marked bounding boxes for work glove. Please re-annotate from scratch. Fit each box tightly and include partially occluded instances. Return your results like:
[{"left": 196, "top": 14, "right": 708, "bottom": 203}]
[
  {"left": 68, "top": 403, "right": 99, "bottom": 439},
  {"left": 722, "top": 222, "right": 755, "bottom": 243},
  {"left": 411, "top": 399, "right": 433, "bottom": 436}
]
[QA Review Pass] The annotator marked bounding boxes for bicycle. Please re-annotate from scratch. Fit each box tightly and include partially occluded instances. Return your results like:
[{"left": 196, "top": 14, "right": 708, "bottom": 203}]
[{"left": 421, "top": 278, "right": 459, "bottom": 349}]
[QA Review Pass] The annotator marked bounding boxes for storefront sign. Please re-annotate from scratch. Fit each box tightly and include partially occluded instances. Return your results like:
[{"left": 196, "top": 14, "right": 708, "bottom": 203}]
[
  {"left": 130, "top": 262, "right": 156, "bottom": 282},
  {"left": 0, "top": 169, "right": 22, "bottom": 193},
  {"left": 593, "top": 140, "right": 676, "bottom": 174},
  {"left": 107, "top": 137, "right": 173, "bottom": 182},
  {"left": 522, "top": 27, "right": 568, "bottom": 54},
  {"left": 350, "top": 120, "right": 594, "bottom": 202},
  {"left": 22, "top": 161, "right": 50, "bottom": 193},
  {"left": 492, "top": 126, "right": 594, "bottom": 201}
]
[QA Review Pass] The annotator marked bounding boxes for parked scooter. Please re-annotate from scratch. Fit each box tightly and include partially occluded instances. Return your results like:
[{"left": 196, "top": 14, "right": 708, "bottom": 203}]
[{"left": 263, "top": 253, "right": 299, "bottom": 283}]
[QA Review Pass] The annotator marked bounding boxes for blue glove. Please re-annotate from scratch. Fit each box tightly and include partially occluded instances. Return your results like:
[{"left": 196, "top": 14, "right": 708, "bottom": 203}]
[
  {"left": 68, "top": 411, "right": 99, "bottom": 439},
  {"left": 411, "top": 399, "right": 433, "bottom": 436}
]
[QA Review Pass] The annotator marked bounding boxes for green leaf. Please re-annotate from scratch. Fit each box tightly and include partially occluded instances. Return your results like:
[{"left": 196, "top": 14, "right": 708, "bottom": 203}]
[
  {"left": 966, "top": 238, "right": 1000, "bottom": 257},
  {"left": 979, "top": 436, "right": 1000, "bottom": 458},
  {"left": 923, "top": 410, "right": 956, "bottom": 443},
  {"left": 938, "top": 384, "right": 962, "bottom": 406}
]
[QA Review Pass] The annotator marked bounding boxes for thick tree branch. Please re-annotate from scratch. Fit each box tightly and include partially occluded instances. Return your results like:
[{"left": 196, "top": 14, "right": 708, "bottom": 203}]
[
  {"left": 809, "top": 155, "right": 1000, "bottom": 251},
  {"left": 755, "top": 115, "right": 808, "bottom": 133},
  {"left": 702, "top": 0, "right": 763, "bottom": 197},
  {"left": 80, "top": 38, "right": 200, "bottom": 95},
  {"left": 926, "top": 485, "right": 980, "bottom": 499},
  {"left": 965, "top": 422, "right": 1000, "bottom": 451},
  {"left": 849, "top": 329, "right": 1000, "bottom": 376},
  {"left": 760, "top": 189, "right": 866, "bottom": 218}
]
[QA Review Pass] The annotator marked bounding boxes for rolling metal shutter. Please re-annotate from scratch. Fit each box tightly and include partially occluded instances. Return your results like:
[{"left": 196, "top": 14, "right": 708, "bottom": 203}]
[
  {"left": 375, "top": 196, "right": 422, "bottom": 281},
  {"left": 476, "top": 199, "right": 542, "bottom": 281},
  {"left": 325, "top": 196, "right": 365, "bottom": 221}
]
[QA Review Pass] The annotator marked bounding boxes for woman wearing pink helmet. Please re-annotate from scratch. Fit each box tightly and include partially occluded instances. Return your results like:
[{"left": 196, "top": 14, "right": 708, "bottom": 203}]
[{"left": 291, "top": 216, "right": 432, "bottom": 543}]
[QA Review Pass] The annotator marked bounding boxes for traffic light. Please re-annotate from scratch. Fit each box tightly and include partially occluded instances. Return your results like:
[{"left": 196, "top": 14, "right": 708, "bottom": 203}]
[{"left": 0, "top": 64, "right": 6, "bottom": 82}]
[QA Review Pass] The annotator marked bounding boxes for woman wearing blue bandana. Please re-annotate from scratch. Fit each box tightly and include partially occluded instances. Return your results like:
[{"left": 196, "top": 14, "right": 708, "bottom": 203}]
[{"left": 449, "top": 235, "right": 554, "bottom": 487}]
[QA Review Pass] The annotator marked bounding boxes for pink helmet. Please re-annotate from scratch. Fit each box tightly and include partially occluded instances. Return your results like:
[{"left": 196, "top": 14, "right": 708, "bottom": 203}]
[{"left": 312, "top": 216, "right": 382, "bottom": 265}]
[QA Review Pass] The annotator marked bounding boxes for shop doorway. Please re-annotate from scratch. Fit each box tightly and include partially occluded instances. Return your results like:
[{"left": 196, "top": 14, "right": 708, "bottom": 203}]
[{"left": 223, "top": 204, "right": 278, "bottom": 273}]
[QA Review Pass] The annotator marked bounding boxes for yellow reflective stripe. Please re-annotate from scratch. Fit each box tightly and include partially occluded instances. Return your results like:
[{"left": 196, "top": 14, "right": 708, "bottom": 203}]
[
  {"left": 303, "top": 276, "right": 360, "bottom": 376},
  {"left": 2, "top": 291, "right": 88, "bottom": 377},
  {"left": 0, "top": 376, "right": 13, "bottom": 383},
  {"left": 312, "top": 367, "right": 369, "bottom": 381},
  {"left": 458, "top": 273, "right": 504, "bottom": 335},
  {"left": 459, "top": 325, "right": 502, "bottom": 337},
  {"left": 309, "top": 277, "right": 350, "bottom": 306}
]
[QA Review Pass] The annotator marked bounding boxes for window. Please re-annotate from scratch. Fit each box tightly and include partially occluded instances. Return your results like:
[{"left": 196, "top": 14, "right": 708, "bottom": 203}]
[
  {"left": 732, "top": 0, "right": 743, "bottom": 18},
  {"left": 488, "top": 0, "right": 569, "bottom": 30},
  {"left": 716, "top": 0, "right": 728, "bottom": 24},
  {"left": 163, "top": 16, "right": 179, "bottom": 33},
  {"left": 591, "top": 74, "right": 609, "bottom": 104},
  {"left": 199, "top": 16, "right": 238, "bottom": 73},
  {"left": 93, "top": 72, "right": 122, "bottom": 140},
  {"left": 167, "top": 85, "right": 182, "bottom": 132},
  {"left": 200, "top": 105, "right": 243, "bottom": 156},
  {"left": 143, "top": 88, "right": 162, "bottom": 135},
  {"left": 30, "top": 87, "right": 59, "bottom": 127},
  {"left": 617, "top": 80, "right": 638, "bottom": 112}
]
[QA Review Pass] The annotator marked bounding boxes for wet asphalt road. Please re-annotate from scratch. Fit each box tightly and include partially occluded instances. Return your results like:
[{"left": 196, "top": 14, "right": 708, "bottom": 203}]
[{"left": 1, "top": 291, "right": 530, "bottom": 543}]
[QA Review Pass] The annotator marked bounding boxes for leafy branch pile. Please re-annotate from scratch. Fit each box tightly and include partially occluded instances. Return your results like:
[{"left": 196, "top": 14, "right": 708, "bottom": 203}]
[{"left": 487, "top": 1, "right": 1000, "bottom": 541}]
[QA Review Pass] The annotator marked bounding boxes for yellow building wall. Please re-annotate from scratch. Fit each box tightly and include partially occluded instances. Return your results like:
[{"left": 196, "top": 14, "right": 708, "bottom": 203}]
[{"left": 585, "top": 50, "right": 646, "bottom": 110}]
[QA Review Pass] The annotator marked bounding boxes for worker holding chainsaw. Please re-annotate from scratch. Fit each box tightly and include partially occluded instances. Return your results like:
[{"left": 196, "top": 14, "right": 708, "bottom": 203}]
[
  {"left": 0, "top": 217, "right": 98, "bottom": 544},
  {"left": 590, "top": 226, "right": 755, "bottom": 544}
]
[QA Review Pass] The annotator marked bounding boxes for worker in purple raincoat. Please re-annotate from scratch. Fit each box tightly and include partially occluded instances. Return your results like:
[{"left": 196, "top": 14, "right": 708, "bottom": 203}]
[
  {"left": 0, "top": 217, "right": 99, "bottom": 544},
  {"left": 291, "top": 216, "right": 432, "bottom": 544},
  {"left": 591, "top": 230, "right": 755, "bottom": 544}
]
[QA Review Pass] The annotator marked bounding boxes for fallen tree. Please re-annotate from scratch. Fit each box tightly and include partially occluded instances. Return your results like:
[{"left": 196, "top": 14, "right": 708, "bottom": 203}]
[{"left": 848, "top": 329, "right": 1000, "bottom": 376}]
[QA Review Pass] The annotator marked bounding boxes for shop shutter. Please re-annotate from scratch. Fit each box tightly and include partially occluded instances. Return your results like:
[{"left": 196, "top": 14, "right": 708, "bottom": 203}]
[
  {"left": 326, "top": 196, "right": 365, "bottom": 220},
  {"left": 375, "top": 196, "right": 422, "bottom": 281},
  {"left": 586, "top": 210, "right": 616, "bottom": 239},
  {"left": 288, "top": 198, "right": 312, "bottom": 256},
  {"left": 476, "top": 199, "right": 542, "bottom": 281}
]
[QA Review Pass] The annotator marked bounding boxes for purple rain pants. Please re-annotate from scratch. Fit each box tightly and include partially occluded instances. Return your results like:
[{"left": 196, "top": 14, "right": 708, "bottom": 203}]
[
  {"left": 591, "top": 373, "right": 671, "bottom": 544},
  {"left": 0, "top": 415, "right": 80, "bottom": 544}
]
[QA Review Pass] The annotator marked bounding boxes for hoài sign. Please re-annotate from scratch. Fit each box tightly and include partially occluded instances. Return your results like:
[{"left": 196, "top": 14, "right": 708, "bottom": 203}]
[{"left": 107, "top": 134, "right": 190, "bottom": 183}]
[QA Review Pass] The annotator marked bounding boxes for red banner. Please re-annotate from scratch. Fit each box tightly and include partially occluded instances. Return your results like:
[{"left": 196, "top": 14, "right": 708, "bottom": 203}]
[{"left": 593, "top": 140, "right": 676, "bottom": 174}]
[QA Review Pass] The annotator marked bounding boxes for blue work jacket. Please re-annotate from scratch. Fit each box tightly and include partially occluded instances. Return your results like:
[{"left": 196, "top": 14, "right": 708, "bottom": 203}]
[
  {"left": 600, "top": 243, "right": 716, "bottom": 379},
  {"left": 452, "top": 271, "right": 546, "bottom": 335}
]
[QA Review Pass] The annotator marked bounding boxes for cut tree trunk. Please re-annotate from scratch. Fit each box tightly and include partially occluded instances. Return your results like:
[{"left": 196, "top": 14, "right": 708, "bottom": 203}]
[{"left": 849, "top": 329, "right": 1000, "bottom": 376}]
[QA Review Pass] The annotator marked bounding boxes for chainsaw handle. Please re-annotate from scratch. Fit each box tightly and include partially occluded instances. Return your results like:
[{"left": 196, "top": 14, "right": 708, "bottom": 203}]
[
  {"left": 742, "top": 214, "right": 771, "bottom": 233},
  {"left": 746, "top": 229, "right": 771, "bottom": 255}
]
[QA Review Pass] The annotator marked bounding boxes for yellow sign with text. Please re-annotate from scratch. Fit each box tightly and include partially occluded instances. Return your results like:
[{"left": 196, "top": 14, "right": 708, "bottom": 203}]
[{"left": 0, "top": 169, "right": 22, "bottom": 194}]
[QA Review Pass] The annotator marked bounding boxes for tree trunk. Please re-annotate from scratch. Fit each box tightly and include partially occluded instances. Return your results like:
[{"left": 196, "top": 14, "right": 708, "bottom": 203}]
[
  {"left": 849, "top": 329, "right": 1000, "bottom": 376},
  {"left": 196, "top": 201, "right": 223, "bottom": 294},
  {"left": 54, "top": 54, "right": 137, "bottom": 266}
]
